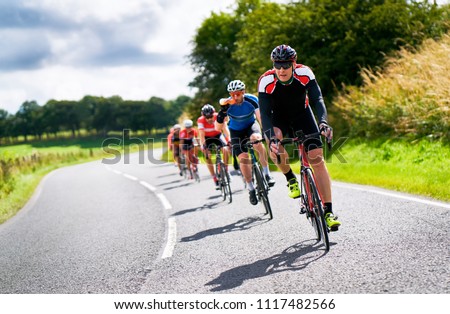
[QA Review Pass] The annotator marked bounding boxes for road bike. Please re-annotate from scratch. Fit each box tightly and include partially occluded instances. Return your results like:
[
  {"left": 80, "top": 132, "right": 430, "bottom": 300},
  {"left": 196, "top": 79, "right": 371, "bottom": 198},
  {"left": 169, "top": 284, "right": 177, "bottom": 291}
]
[
  {"left": 245, "top": 139, "right": 273, "bottom": 220},
  {"left": 181, "top": 147, "right": 200, "bottom": 182},
  {"left": 206, "top": 144, "right": 232, "bottom": 203},
  {"left": 278, "top": 130, "right": 331, "bottom": 251}
]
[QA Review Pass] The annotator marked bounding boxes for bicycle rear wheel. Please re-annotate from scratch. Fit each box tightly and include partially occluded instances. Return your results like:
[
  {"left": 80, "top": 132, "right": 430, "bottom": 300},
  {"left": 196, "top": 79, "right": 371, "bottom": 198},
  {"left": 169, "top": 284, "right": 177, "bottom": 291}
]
[
  {"left": 219, "top": 162, "right": 232, "bottom": 203},
  {"left": 254, "top": 165, "right": 273, "bottom": 220},
  {"left": 305, "top": 169, "right": 329, "bottom": 251}
]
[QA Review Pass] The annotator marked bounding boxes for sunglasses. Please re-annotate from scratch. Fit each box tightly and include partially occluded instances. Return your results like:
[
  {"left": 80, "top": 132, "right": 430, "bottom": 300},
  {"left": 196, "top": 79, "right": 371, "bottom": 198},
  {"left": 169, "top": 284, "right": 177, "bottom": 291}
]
[
  {"left": 204, "top": 115, "right": 214, "bottom": 119},
  {"left": 229, "top": 91, "right": 244, "bottom": 97},
  {"left": 273, "top": 62, "right": 293, "bottom": 70}
]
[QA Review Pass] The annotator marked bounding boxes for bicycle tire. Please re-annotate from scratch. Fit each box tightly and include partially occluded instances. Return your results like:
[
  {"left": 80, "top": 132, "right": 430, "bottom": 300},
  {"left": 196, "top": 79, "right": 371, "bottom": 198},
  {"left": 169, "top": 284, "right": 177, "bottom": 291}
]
[
  {"left": 301, "top": 191, "right": 321, "bottom": 241},
  {"left": 305, "top": 169, "right": 329, "bottom": 251},
  {"left": 253, "top": 164, "right": 273, "bottom": 220},
  {"left": 219, "top": 161, "right": 232, "bottom": 203}
]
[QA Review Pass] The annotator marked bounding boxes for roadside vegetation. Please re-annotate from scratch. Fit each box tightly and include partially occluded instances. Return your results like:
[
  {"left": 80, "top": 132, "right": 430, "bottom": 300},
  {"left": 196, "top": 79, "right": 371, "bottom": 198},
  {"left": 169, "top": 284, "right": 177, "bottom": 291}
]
[{"left": 0, "top": 135, "right": 163, "bottom": 224}]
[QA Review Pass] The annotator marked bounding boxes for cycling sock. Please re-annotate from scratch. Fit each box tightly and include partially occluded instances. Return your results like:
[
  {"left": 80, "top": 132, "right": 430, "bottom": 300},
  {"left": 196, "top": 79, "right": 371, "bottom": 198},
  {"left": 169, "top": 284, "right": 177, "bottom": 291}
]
[
  {"left": 283, "top": 169, "right": 296, "bottom": 182},
  {"left": 262, "top": 166, "right": 270, "bottom": 176},
  {"left": 324, "top": 202, "right": 332, "bottom": 214},
  {"left": 247, "top": 181, "right": 255, "bottom": 191}
]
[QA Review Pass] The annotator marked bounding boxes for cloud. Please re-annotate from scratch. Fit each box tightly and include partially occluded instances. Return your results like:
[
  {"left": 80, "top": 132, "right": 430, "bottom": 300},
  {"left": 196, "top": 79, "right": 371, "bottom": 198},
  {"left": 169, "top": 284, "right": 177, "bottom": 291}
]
[
  {"left": 0, "top": 0, "right": 170, "bottom": 70},
  {"left": 0, "top": 0, "right": 238, "bottom": 114}
]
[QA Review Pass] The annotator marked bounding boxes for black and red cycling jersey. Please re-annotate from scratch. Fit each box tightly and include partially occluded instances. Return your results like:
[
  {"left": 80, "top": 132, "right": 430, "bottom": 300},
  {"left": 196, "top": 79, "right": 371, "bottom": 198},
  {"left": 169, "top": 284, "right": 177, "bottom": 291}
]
[{"left": 257, "top": 64, "right": 328, "bottom": 140}]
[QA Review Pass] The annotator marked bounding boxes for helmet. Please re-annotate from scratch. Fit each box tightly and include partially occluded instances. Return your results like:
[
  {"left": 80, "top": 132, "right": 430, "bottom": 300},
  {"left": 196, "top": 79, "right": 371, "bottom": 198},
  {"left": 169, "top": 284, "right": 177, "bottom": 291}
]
[
  {"left": 227, "top": 80, "right": 246, "bottom": 92},
  {"left": 271, "top": 44, "right": 297, "bottom": 62},
  {"left": 201, "top": 104, "right": 215, "bottom": 117},
  {"left": 173, "top": 124, "right": 181, "bottom": 130},
  {"left": 183, "top": 119, "right": 193, "bottom": 128}
]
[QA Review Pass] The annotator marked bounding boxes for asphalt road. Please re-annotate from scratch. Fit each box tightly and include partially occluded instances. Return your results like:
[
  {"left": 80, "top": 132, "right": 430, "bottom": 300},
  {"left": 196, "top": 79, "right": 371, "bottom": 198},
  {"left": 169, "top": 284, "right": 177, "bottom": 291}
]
[{"left": 0, "top": 149, "right": 448, "bottom": 294}]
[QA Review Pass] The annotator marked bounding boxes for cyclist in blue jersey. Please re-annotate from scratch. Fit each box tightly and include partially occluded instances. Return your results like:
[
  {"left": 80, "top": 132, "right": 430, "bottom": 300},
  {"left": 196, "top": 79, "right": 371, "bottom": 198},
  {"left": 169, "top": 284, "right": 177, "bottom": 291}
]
[{"left": 215, "top": 80, "right": 275, "bottom": 205}]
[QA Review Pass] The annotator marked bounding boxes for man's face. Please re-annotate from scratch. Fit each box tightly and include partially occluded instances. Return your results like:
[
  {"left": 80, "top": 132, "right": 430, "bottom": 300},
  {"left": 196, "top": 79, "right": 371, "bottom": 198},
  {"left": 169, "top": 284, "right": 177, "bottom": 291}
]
[
  {"left": 229, "top": 90, "right": 244, "bottom": 104},
  {"left": 274, "top": 61, "right": 294, "bottom": 83}
]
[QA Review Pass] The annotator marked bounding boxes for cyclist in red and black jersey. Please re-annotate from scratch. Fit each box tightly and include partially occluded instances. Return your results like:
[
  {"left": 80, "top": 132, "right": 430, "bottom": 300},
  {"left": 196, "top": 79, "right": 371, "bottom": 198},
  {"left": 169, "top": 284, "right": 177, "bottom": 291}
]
[
  {"left": 258, "top": 44, "right": 341, "bottom": 230},
  {"left": 179, "top": 119, "right": 199, "bottom": 179},
  {"left": 168, "top": 123, "right": 182, "bottom": 174},
  {"left": 197, "top": 104, "right": 231, "bottom": 188}
]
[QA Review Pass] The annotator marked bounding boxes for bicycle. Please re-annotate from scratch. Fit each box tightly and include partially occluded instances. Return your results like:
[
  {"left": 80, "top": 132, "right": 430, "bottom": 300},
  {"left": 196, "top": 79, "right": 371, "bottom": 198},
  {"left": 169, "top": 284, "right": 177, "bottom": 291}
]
[
  {"left": 178, "top": 153, "right": 189, "bottom": 179},
  {"left": 245, "top": 139, "right": 273, "bottom": 220},
  {"left": 205, "top": 144, "right": 232, "bottom": 203},
  {"left": 278, "top": 130, "right": 332, "bottom": 251},
  {"left": 181, "top": 146, "right": 200, "bottom": 182}
]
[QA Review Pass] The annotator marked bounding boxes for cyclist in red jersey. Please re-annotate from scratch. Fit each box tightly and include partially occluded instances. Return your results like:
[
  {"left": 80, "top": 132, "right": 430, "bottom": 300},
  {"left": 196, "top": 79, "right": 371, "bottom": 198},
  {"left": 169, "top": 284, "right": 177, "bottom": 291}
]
[
  {"left": 258, "top": 44, "right": 341, "bottom": 230},
  {"left": 168, "top": 124, "right": 182, "bottom": 174},
  {"left": 179, "top": 119, "right": 199, "bottom": 179},
  {"left": 197, "top": 104, "right": 231, "bottom": 188}
]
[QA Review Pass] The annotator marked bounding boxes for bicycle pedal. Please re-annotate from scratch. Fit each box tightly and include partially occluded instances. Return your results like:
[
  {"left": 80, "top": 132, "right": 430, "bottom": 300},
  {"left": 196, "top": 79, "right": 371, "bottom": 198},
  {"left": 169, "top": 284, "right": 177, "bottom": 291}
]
[
  {"left": 299, "top": 207, "right": 306, "bottom": 214},
  {"left": 330, "top": 226, "right": 339, "bottom": 232}
]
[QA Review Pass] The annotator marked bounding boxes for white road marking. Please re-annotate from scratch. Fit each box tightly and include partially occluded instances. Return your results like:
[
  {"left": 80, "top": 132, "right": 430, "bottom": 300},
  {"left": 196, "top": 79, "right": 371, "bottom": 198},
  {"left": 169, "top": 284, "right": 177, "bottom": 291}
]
[
  {"left": 333, "top": 182, "right": 450, "bottom": 209},
  {"left": 156, "top": 193, "right": 172, "bottom": 210},
  {"left": 123, "top": 174, "right": 138, "bottom": 181},
  {"left": 139, "top": 181, "right": 156, "bottom": 192},
  {"left": 113, "top": 170, "right": 122, "bottom": 175},
  {"left": 161, "top": 217, "right": 177, "bottom": 259}
]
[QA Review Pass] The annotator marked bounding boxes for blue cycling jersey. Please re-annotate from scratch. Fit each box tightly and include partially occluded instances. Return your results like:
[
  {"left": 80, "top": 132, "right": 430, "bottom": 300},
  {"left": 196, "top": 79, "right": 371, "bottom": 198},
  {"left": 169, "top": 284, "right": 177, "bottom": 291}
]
[{"left": 227, "top": 94, "right": 259, "bottom": 131}]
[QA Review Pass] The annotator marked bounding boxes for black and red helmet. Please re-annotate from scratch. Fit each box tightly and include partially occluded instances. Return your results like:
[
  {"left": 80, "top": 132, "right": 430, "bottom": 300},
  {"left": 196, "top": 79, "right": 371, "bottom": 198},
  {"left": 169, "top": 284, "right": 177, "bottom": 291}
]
[
  {"left": 201, "top": 104, "right": 215, "bottom": 117},
  {"left": 270, "top": 44, "right": 297, "bottom": 62}
]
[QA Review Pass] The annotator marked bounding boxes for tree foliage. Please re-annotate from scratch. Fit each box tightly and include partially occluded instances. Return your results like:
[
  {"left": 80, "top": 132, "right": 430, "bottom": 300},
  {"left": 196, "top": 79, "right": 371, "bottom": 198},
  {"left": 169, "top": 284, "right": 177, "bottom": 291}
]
[
  {"left": 188, "top": 0, "right": 449, "bottom": 108},
  {"left": 0, "top": 95, "right": 191, "bottom": 141}
]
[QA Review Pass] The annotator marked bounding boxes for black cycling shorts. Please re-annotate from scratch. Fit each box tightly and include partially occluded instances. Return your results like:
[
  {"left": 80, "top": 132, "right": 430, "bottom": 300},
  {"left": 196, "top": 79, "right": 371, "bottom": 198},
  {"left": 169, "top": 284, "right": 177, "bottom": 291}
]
[
  {"left": 229, "top": 121, "right": 262, "bottom": 157},
  {"left": 273, "top": 106, "right": 323, "bottom": 152}
]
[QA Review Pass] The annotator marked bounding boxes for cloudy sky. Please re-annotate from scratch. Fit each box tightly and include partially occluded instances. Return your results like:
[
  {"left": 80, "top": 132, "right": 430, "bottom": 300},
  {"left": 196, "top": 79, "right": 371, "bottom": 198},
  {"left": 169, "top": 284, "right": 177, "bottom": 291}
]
[
  {"left": 0, "top": 0, "right": 242, "bottom": 114},
  {"left": 1, "top": 0, "right": 447, "bottom": 115}
]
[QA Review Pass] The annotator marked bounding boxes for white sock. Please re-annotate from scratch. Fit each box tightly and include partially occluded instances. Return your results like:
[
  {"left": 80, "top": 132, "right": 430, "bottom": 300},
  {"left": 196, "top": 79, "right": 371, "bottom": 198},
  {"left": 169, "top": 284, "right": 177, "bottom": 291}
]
[
  {"left": 263, "top": 166, "right": 270, "bottom": 176},
  {"left": 247, "top": 181, "right": 255, "bottom": 191}
]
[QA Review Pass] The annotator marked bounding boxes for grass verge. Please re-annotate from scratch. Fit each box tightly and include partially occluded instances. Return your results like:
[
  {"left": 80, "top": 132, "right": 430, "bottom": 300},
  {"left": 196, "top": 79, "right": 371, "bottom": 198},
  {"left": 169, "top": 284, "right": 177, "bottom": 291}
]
[{"left": 0, "top": 137, "right": 163, "bottom": 224}]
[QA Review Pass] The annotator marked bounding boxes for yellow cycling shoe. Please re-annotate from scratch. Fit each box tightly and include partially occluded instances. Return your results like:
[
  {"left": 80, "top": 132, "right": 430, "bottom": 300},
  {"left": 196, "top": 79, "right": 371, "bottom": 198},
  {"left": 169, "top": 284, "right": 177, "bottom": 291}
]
[
  {"left": 325, "top": 213, "right": 341, "bottom": 231},
  {"left": 287, "top": 178, "right": 300, "bottom": 199}
]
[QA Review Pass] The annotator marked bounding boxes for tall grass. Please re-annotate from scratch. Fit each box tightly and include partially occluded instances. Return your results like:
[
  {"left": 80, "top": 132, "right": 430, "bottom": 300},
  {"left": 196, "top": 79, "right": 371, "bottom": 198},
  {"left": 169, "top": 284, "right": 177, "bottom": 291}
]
[{"left": 334, "top": 33, "right": 449, "bottom": 141}]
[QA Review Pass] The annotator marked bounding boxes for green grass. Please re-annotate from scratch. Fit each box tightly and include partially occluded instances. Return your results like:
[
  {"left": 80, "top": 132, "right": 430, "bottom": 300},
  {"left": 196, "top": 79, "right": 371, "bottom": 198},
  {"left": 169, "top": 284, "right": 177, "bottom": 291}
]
[
  {"left": 163, "top": 138, "right": 449, "bottom": 202},
  {"left": 325, "top": 138, "right": 450, "bottom": 201},
  {"left": 0, "top": 136, "right": 164, "bottom": 224}
]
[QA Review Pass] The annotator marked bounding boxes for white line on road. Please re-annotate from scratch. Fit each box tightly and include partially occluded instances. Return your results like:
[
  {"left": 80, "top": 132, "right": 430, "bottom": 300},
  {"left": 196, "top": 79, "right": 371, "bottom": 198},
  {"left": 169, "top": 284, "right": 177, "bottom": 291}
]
[
  {"left": 333, "top": 182, "right": 450, "bottom": 209},
  {"left": 156, "top": 193, "right": 172, "bottom": 210},
  {"left": 123, "top": 174, "right": 138, "bottom": 181},
  {"left": 139, "top": 181, "right": 156, "bottom": 192},
  {"left": 113, "top": 170, "right": 122, "bottom": 175},
  {"left": 161, "top": 217, "right": 177, "bottom": 259}
]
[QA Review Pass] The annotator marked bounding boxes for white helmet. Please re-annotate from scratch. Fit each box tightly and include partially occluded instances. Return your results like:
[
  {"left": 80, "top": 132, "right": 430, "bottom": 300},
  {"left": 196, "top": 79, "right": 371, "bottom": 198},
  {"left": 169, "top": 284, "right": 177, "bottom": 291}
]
[
  {"left": 173, "top": 124, "right": 181, "bottom": 130},
  {"left": 227, "top": 80, "right": 245, "bottom": 92},
  {"left": 183, "top": 119, "right": 193, "bottom": 128}
]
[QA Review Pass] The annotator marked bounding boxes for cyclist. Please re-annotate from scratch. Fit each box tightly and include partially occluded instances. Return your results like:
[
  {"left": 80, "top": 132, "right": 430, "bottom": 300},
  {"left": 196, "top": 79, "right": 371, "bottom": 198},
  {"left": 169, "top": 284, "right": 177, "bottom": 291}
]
[
  {"left": 258, "top": 44, "right": 341, "bottom": 230},
  {"left": 169, "top": 123, "right": 182, "bottom": 174},
  {"left": 179, "top": 119, "right": 199, "bottom": 179},
  {"left": 216, "top": 79, "right": 275, "bottom": 206},
  {"left": 197, "top": 104, "right": 231, "bottom": 188}
]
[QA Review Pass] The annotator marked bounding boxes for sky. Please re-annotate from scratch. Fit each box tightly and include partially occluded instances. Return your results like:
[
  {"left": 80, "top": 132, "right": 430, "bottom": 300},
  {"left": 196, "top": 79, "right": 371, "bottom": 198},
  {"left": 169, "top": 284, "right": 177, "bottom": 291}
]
[
  {"left": 0, "top": 0, "right": 447, "bottom": 115},
  {"left": 0, "top": 0, "right": 241, "bottom": 114}
]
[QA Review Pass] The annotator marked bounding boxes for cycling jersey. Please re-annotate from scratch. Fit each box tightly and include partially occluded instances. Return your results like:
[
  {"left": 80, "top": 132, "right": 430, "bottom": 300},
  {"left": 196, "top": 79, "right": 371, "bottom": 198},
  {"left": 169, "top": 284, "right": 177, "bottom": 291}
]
[
  {"left": 179, "top": 128, "right": 198, "bottom": 150},
  {"left": 258, "top": 64, "right": 327, "bottom": 141},
  {"left": 225, "top": 94, "right": 259, "bottom": 131},
  {"left": 197, "top": 113, "right": 221, "bottom": 137}
]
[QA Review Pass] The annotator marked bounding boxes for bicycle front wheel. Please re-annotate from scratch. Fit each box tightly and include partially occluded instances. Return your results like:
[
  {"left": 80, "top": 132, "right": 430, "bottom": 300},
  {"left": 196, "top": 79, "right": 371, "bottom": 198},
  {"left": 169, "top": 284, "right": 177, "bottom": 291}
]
[
  {"left": 254, "top": 165, "right": 273, "bottom": 220},
  {"left": 305, "top": 169, "right": 329, "bottom": 251},
  {"left": 219, "top": 162, "right": 232, "bottom": 203}
]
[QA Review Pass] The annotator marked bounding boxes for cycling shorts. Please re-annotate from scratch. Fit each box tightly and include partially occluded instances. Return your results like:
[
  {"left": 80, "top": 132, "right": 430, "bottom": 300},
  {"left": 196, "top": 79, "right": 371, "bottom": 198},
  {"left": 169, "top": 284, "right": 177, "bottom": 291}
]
[
  {"left": 273, "top": 106, "right": 323, "bottom": 152},
  {"left": 229, "top": 121, "right": 262, "bottom": 156}
]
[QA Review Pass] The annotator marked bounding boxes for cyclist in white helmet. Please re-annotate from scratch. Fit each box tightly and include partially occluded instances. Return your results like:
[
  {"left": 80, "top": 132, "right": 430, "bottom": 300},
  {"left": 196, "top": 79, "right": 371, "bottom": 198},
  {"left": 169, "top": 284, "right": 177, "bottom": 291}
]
[
  {"left": 216, "top": 79, "right": 275, "bottom": 206},
  {"left": 179, "top": 119, "right": 200, "bottom": 179}
]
